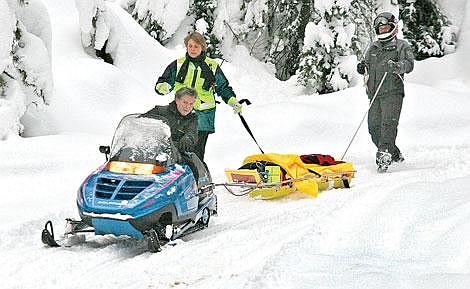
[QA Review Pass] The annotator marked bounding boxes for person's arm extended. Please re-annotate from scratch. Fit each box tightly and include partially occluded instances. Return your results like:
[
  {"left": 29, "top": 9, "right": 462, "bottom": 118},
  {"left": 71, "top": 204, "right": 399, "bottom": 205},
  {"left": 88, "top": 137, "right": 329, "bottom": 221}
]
[
  {"left": 155, "top": 60, "right": 177, "bottom": 95},
  {"left": 214, "top": 66, "right": 236, "bottom": 103}
]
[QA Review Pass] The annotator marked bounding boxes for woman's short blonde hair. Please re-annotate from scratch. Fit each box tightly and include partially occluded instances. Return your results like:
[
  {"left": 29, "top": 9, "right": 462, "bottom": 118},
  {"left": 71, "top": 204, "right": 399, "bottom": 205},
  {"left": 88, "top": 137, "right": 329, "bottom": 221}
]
[{"left": 184, "top": 32, "right": 207, "bottom": 51}]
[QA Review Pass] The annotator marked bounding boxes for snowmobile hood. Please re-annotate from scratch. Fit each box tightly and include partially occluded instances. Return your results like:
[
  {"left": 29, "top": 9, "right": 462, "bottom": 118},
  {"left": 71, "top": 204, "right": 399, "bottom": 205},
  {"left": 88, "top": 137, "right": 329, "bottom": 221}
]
[{"left": 78, "top": 163, "right": 197, "bottom": 218}]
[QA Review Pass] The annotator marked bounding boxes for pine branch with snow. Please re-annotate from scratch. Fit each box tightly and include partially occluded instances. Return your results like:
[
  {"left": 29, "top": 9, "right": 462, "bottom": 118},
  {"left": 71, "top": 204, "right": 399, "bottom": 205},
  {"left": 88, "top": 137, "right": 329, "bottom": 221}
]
[
  {"left": 75, "top": 0, "right": 114, "bottom": 63},
  {"left": 264, "top": 0, "right": 311, "bottom": 81},
  {"left": 399, "top": 0, "right": 456, "bottom": 60},
  {"left": 221, "top": 0, "right": 269, "bottom": 59},
  {"left": 190, "top": 0, "right": 222, "bottom": 58},
  {"left": 121, "top": 0, "right": 190, "bottom": 45},
  {"left": 297, "top": 1, "right": 355, "bottom": 94},
  {"left": 0, "top": 0, "right": 53, "bottom": 140},
  {"left": 350, "top": 0, "right": 376, "bottom": 58}
]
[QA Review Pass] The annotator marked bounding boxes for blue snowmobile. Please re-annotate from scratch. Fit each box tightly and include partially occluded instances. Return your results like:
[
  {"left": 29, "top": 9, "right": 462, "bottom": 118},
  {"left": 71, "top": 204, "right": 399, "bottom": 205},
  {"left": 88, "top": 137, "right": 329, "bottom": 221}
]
[{"left": 41, "top": 114, "right": 217, "bottom": 252}]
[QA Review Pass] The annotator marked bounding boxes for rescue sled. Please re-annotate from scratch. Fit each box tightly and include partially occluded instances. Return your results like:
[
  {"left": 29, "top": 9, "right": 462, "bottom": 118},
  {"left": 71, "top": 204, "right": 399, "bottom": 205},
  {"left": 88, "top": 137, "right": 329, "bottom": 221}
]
[
  {"left": 224, "top": 153, "right": 355, "bottom": 199},
  {"left": 41, "top": 114, "right": 217, "bottom": 252}
]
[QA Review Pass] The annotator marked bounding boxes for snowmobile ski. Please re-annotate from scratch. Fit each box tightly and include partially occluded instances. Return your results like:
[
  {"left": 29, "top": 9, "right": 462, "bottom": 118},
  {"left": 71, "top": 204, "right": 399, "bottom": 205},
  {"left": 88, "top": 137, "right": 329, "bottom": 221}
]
[
  {"left": 41, "top": 221, "right": 60, "bottom": 247},
  {"left": 41, "top": 219, "right": 94, "bottom": 248}
]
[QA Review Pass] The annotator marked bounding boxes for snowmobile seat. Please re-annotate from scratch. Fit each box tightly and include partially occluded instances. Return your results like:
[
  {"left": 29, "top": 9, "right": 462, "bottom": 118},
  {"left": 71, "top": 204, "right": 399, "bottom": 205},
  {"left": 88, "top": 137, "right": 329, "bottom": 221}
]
[{"left": 182, "top": 152, "right": 212, "bottom": 188}]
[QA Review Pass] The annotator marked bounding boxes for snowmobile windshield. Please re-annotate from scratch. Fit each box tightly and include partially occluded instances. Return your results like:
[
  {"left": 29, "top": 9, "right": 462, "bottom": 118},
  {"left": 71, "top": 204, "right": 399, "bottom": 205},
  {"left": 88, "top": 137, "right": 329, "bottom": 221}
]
[{"left": 109, "top": 114, "right": 176, "bottom": 166}]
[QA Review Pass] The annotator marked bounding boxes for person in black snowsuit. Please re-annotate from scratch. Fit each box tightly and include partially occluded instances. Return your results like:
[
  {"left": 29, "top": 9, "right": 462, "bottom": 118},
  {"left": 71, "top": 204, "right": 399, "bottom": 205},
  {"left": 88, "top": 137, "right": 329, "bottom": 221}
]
[
  {"left": 357, "top": 12, "right": 414, "bottom": 171},
  {"left": 141, "top": 87, "right": 198, "bottom": 154},
  {"left": 141, "top": 87, "right": 208, "bottom": 183}
]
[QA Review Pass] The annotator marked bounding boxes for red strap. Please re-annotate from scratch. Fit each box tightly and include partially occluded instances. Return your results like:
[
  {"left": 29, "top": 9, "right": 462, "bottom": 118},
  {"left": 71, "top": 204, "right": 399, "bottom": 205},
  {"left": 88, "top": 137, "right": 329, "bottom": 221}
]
[{"left": 300, "top": 154, "right": 344, "bottom": 166}]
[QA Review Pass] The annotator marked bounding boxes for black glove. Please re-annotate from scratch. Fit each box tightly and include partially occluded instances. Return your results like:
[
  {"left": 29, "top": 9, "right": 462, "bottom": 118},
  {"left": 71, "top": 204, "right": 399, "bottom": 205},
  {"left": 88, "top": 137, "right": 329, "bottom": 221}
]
[
  {"left": 386, "top": 60, "right": 401, "bottom": 74},
  {"left": 357, "top": 61, "right": 366, "bottom": 75},
  {"left": 178, "top": 136, "right": 194, "bottom": 152}
]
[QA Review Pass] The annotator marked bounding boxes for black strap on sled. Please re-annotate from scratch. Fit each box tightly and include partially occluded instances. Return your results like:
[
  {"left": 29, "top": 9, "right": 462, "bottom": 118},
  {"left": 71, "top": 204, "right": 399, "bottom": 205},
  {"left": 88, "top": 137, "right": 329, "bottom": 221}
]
[
  {"left": 238, "top": 99, "right": 265, "bottom": 154},
  {"left": 307, "top": 168, "right": 321, "bottom": 177}
]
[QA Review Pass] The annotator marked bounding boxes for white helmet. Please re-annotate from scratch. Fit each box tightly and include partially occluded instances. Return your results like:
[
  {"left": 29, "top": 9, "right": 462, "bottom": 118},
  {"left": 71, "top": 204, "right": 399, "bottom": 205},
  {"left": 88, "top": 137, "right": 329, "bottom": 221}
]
[{"left": 374, "top": 12, "right": 398, "bottom": 42}]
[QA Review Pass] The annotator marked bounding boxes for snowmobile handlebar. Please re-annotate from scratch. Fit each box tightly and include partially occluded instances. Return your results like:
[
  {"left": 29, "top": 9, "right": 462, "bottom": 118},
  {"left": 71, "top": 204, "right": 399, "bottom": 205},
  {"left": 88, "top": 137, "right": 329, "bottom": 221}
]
[{"left": 238, "top": 99, "right": 251, "bottom": 105}]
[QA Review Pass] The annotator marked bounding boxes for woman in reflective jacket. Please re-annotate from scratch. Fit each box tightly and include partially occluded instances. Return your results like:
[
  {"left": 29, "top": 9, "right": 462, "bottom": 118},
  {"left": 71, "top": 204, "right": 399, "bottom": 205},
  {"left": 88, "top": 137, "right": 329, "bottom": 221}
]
[{"left": 154, "top": 32, "right": 241, "bottom": 162}]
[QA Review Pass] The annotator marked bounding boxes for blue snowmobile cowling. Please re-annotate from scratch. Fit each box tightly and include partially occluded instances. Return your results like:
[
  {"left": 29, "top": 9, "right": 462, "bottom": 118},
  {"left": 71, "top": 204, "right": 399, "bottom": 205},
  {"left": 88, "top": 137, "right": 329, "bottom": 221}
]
[
  {"left": 77, "top": 163, "right": 199, "bottom": 239},
  {"left": 42, "top": 114, "right": 216, "bottom": 252}
]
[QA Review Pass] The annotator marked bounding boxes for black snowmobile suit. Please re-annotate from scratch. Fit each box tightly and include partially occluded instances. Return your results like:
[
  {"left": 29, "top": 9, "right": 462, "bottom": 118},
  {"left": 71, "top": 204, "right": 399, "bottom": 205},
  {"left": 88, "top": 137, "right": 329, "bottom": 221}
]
[
  {"left": 358, "top": 38, "right": 414, "bottom": 160},
  {"left": 141, "top": 102, "right": 208, "bottom": 185},
  {"left": 141, "top": 101, "right": 198, "bottom": 154},
  {"left": 363, "top": 38, "right": 414, "bottom": 99}
]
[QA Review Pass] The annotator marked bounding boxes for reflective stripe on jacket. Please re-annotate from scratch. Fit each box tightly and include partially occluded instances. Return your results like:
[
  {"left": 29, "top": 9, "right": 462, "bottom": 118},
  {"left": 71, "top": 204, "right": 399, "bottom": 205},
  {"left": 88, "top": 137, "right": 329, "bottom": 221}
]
[
  {"left": 174, "top": 56, "right": 218, "bottom": 111},
  {"left": 155, "top": 55, "right": 236, "bottom": 132}
]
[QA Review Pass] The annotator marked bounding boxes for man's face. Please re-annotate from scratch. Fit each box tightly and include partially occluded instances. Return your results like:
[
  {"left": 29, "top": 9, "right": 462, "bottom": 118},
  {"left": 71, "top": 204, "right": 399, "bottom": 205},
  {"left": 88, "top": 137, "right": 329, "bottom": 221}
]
[
  {"left": 175, "top": 94, "right": 196, "bottom": 116},
  {"left": 186, "top": 39, "right": 203, "bottom": 58},
  {"left": 378, "top": 24, "right": 391, "bottom": 34}
]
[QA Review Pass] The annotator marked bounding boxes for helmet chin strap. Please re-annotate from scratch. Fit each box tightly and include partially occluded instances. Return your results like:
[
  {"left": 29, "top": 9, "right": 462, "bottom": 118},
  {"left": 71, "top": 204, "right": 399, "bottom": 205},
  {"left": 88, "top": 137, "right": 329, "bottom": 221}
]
[{"left": 377, "top": 25, "right": 398, "bottom": 42}]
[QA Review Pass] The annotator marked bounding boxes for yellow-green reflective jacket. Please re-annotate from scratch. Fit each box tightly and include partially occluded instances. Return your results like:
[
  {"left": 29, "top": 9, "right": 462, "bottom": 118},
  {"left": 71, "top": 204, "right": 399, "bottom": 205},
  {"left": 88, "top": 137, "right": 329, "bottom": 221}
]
[
  {"left": 174, "top": 56, "right": 218, "bottom": 110},
  {"left": 155, "top": 54, "right": 236, "bottom": 132},
  {"left": 155, "top": 54, "right": 235, "bottom": 111}
]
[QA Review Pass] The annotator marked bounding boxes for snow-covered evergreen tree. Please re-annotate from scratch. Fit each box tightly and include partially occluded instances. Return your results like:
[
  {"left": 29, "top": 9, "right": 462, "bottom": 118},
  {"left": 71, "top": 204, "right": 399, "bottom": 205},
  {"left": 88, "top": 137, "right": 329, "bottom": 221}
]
[
  {"left": 350, "top": 0, "right": 376, "bottom": 57},
  {"left": 190, "top": 0, "right": 222, "bottom": 58},
  {"left": 120, "top": 0, "right": 190, "bottom": 45},
  {"left": 220, "top": 0, "right": 269, "bottom": 59},
  {"left": 266, "top": 0, "right": 311, "bottom": 80},
  {"left": 399, "top": 0, "right": 456, "bottom": 60},
  {"left": 75, "top": 0, "right": 114, "bottom": 63},
  {"left": 297, "top": 0, "right": 355, "bottom": 94},
  {"left": 376, "top": 0, "right": 399, "bottom": 15},
  {"left": 1, "top": 0, "right": 53, "bottom": 140}
]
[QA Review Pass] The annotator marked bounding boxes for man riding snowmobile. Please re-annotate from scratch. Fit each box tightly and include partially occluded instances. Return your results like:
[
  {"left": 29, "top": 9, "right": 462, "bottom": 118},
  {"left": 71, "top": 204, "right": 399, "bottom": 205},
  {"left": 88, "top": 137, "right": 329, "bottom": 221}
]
[
  {"left": 140, "top": 87, "right": 207, "bottom": 184},
  {"left": 41, "top": 88, "right": 216, "bottom": 252}
]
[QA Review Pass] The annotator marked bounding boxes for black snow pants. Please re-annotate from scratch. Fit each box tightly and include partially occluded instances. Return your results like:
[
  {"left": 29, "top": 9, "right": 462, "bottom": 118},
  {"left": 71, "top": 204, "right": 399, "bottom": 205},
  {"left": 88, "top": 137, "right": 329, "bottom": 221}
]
[
  {"left": 368, "top": 94, "right": 403, "bottom": 159},
  {"left": 195, "top": 131, "right": 210, "bottom": 162}
]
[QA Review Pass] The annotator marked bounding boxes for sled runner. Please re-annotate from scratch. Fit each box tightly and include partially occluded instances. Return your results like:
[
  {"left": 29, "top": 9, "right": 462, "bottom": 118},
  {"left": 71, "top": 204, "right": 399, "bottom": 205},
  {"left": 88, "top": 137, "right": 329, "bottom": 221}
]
[
  {"left": 41, "top": 114, "right": 217, "bottom": 252},
  {"left": 223, "top": 153, "right": 355, "bottom": 199}
]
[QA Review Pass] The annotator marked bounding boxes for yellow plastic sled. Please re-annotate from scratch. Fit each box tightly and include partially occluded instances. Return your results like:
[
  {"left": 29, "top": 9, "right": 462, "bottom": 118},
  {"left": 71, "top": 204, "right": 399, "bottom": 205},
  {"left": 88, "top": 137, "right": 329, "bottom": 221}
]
[{"left": 224, "top": 153, "right": 355, "bottom": 199}]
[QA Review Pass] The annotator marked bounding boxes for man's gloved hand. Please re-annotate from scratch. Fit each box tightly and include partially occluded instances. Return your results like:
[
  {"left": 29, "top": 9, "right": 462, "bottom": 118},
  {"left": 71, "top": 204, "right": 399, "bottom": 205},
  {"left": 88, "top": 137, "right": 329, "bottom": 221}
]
[
  {"left": 155, "top": 82, "right": 171, "bottom": 95},
  {"left": 228, "top": 96, "right": 242, "bottom": 114},
  {"left": 357, "top": 61, "right": 366, "bottom": 75},
  {"left": 179, "top": 135, "right": 194, "bottom": 152},
  {"left": 386, "top": 60, "right": 401, "bottom": 74}
]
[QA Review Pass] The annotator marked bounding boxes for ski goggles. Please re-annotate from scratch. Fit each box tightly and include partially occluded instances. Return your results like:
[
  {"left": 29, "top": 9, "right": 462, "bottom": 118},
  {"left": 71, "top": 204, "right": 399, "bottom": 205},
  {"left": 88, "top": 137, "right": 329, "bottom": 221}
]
[{"left": 374, "top": 16, "right": 389, "bottom": 28}]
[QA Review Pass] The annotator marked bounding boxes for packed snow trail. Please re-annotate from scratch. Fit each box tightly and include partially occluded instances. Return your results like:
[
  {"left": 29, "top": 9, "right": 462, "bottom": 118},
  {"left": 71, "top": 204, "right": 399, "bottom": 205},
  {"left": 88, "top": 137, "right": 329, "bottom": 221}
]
[{"left": 2, "top": 82, "right": 470, "bottom": 288}]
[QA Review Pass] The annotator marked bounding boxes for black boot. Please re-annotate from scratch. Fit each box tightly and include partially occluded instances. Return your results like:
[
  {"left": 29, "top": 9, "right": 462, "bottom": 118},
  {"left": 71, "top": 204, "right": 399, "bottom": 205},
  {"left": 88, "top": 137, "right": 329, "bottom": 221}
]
[
  {"left": 376, "top": 150, "right": 392, "bottom": 173},
  {"left": 392, "top": 152, "right": 405, "bottom": 163}
]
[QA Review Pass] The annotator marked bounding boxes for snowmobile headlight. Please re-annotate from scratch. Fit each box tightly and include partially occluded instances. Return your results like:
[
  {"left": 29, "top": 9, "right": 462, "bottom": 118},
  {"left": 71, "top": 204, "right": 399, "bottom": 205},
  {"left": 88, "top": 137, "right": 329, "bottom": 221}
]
[{"left": 106, "top": 161, "right": 165, "bottom": 175}]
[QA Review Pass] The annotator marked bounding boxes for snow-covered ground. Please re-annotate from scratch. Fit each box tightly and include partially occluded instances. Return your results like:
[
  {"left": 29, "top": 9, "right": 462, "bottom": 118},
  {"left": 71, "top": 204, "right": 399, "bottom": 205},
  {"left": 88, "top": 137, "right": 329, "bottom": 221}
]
[{"left": 1, "top": 1, "right": 470, "bottom": 288}]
